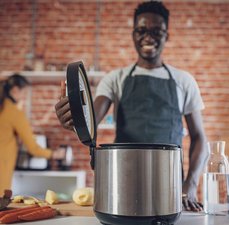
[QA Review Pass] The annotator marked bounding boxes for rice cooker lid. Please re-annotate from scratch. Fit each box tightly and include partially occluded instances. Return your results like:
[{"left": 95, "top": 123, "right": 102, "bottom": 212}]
[
  {"left": 66, "top": 61, "right": 96, "bottom": 147},
  {"left": 99, "top": 143, "right": 180, "bottom": 150}
]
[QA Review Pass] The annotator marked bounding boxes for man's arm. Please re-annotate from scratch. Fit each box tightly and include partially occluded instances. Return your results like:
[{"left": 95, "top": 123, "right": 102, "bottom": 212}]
[
  {"left": 183, "top": 110, "right": 208, "bottom": 211},
  {"left": 94, "top": 96, "right": 112, "bottom": 127}
]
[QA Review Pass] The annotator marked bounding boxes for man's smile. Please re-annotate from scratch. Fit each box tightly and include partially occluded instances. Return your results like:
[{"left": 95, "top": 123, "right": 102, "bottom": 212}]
[
  {"left": 141, "top": 44, "right": 157, "bottom": 51},
  {"left": 140, "top": 40, "right": 159, "bottom": 55}
]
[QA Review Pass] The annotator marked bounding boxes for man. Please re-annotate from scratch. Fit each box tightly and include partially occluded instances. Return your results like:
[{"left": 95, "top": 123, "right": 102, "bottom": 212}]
[{"left": 55, "top": 1, "right": 207, "bottom": 211}]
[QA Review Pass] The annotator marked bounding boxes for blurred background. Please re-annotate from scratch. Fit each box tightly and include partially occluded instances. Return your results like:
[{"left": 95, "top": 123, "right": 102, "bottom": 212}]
[{"left": 0, "top": 0, "right": 228, "bottom": 200}]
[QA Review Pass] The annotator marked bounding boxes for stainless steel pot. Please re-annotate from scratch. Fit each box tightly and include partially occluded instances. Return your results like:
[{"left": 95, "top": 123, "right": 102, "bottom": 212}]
[
  {"left": 66, "top": 62, "right": 182, "bottom": 225},
  {"left": 94, "top": 144, "right": 182, "bottom": 225},
  {"left": 94, "top": 144, "right": 182, "bottom": 216}
]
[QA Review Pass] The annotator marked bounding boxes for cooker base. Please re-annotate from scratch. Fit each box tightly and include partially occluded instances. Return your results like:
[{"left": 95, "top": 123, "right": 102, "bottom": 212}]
[
  {"left": 95, "top": 211, "right": 181, "bottom": 225},
  {"left": 101, "top": 223, "right": 174, "bottom": 225}
]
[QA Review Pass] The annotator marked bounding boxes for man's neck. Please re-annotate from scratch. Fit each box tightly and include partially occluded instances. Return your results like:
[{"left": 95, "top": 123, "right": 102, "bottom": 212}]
[{"left": 137, "top": 58, "right": 163, "bottom": 69}]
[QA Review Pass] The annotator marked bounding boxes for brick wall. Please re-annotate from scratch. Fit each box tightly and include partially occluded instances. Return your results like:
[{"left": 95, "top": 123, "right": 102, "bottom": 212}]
[{"left": 0, "top": 0, "right": 229, "bottom": 201}]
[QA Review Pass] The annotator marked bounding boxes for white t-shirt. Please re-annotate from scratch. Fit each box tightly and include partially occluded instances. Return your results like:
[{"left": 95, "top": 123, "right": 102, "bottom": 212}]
[{"left": 95, "top": 64, "right": 204, "bottom": 122}]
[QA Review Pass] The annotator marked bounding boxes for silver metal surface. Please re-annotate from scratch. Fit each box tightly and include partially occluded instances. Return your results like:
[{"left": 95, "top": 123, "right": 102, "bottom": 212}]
[{"left": 94, "top": 148, "right": 182, "bottom": 216}]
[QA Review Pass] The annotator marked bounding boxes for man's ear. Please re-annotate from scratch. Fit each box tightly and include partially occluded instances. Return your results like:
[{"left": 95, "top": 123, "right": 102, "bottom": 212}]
[
  {"left": 166, "top": 32, "right": 169, "bottom": 41},
  {"left": 132, "top": 30, "right": 135, "bottom": 40}
]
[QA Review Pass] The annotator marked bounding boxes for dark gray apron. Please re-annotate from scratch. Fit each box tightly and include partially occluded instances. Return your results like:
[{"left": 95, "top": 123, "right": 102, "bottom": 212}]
[{"left": 116, "top": 63, "right": 183, "bottom": 146}]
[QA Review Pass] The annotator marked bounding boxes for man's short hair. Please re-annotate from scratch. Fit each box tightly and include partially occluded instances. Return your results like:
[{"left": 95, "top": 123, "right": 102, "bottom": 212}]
[{"left": 134, "top": 1, "right": 170, "bottom": 28}]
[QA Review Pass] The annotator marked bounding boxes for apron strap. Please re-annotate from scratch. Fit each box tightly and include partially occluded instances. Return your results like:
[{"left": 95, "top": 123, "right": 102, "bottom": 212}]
[
  {"left": 128, "top": 63, "right": 137, "bottom": 77},
  {"left": 130, "top": 62, "right": 173, "bottom": 80},
  {"left": 162, "top": 63, "right": 173, "bottom": 80}
]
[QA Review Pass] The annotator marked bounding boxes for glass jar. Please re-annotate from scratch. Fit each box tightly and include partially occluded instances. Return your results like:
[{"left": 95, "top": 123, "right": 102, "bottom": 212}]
[{"left": 203, "top": 141, "right": 229, "bottom": 215}]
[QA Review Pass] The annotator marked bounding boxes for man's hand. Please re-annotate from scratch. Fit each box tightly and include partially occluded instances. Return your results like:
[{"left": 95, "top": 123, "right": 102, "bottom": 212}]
[
  {"left": 182, "top": 194, "right": 203, "bottom": 212},
  {"left": 182, "top": 181, "right": 203, "bottom": 212},
  {"left": 55, "top": 96, "right": 74, "bottom": 131}
]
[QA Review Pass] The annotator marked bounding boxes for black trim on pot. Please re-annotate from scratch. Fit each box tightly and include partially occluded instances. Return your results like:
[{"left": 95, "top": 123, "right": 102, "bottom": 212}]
[
  {"left": 94, "top": 210, "right": 181, "bottom": 225},
  {"left": 99, "top": 143, "right": 180, "bottom": 150}
]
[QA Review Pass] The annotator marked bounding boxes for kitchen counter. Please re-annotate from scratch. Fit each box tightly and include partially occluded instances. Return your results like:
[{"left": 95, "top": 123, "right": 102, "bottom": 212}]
[{"left": 2, "top": 212, "right": 228, "bottom": 225}]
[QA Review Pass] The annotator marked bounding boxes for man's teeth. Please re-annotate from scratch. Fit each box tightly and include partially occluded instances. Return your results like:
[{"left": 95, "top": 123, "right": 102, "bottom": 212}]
[{"left": 142, "top": 45, "right": 156, "bottom": 50}]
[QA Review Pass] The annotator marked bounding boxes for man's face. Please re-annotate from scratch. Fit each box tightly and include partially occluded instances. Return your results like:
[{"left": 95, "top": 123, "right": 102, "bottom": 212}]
[{"left": 133, "top": 12, "right": 168, "bottom": 63}]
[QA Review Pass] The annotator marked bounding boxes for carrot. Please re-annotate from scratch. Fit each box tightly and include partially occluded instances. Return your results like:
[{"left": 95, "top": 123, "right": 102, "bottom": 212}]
[
  {"left": 0, "top": 206, "right": 49, "bottom": 224},
  {"left": 0, "top": 205, "right": 38, "bottom": 219},
  {"left": 18, "top": 207, "right": 56, "bottom": 221}
]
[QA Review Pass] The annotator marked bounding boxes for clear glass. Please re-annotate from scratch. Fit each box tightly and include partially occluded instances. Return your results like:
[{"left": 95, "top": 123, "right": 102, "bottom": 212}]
[{"left": 203, "top": 141, "right": 229, "bottom": 215}]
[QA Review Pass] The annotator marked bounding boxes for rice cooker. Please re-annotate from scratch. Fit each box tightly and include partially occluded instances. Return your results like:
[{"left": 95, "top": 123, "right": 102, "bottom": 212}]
[{"left": 66, "top": 61, "right": 182, "bottom": 225}]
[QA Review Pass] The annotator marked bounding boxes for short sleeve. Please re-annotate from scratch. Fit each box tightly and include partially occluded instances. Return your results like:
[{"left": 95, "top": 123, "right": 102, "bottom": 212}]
[
  {"left": 183, "top": 75, "right": 205, "bottom": 115},
  {"left": 95, "top": 71, "right": 116, "bottom": 102}
]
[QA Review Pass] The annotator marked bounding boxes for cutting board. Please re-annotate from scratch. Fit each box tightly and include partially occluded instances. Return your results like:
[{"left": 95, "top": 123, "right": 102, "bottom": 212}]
[{"left": 8, "top": 202, "right": 94, "bottom": 217}]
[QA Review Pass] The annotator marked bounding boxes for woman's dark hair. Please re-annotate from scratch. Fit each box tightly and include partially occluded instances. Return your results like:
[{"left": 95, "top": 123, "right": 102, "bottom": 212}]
[
  {"left": 0, "top": 73, "right": 30, "bottom": 107},
  {"left": 134, "top": 1, "right": 170, "bottom": 28}
]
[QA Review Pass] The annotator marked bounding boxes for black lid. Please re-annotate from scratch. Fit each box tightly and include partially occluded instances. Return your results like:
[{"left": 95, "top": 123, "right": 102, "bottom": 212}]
[
  {"left": 99, "top": 143, "right": 180, "bottom": 150},
  {"left": 66, "top": 61, "right": 96, "bottom": 147}
]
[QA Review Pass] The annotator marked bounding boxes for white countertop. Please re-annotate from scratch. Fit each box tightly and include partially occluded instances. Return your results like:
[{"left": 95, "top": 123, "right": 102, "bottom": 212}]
[
  {"left": 5, "top": 212, "right": 229, "bottom": 225},
  {"left": 14, "top": 170, "right": 86, "bottom": 177}
]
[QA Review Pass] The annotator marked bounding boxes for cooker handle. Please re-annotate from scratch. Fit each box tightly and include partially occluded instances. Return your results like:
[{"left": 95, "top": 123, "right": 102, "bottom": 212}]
[
  {"left": 90, "top": 146, "right": 95, "bottom": 170},
  {"left": 180, "top": 148, "right": 184, "bottom": 182}
]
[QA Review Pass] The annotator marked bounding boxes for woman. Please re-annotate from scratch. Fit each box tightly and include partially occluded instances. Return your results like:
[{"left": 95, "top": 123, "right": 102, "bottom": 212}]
[{"left": 0, "top": 74, "right": 64, "bottom": 195}]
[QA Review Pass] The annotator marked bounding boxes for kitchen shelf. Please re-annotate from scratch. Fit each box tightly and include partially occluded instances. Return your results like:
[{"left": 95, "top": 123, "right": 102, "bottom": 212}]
[{"left": 0, "top": 70, "right": 106, "bottom": 82}]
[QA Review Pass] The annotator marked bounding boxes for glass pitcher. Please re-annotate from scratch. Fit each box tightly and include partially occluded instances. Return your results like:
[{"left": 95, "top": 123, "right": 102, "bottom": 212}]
[{"left": 203, "top": 141, "right": 229, "bottom": 215}]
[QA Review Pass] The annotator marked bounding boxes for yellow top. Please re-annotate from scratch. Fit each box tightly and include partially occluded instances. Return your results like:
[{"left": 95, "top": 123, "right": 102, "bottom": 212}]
[{"left": 0, "top": 99, "right": 52, "bottom": 195}]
